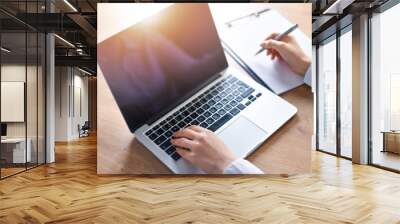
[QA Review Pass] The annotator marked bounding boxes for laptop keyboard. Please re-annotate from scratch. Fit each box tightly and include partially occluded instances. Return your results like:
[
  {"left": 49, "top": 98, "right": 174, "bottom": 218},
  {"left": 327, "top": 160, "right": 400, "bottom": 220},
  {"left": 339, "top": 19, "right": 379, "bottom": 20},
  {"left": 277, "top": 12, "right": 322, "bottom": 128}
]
[{"left": 145, "top": 75, "right": 262, "bottom": 161}]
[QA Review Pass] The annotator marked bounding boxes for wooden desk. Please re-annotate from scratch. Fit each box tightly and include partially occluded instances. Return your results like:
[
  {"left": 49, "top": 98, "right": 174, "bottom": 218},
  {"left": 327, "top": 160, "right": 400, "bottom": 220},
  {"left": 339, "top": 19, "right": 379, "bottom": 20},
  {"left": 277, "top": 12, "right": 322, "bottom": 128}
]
[
  {"left": 381, "top": 131, "right": 400, "bottom": 154},
  {"left": 97, "top": 3, "right": 312, "bottom": 174},
  {"left": 1, "top": 138, "right": 32, "bottom": 164}
]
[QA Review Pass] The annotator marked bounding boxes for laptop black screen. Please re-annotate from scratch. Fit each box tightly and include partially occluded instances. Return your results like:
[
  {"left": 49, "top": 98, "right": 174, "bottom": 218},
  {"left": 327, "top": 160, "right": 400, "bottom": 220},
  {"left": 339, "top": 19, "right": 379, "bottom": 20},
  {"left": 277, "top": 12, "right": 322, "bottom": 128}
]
[{"left": 98, "top": 4, "right": 228, "bottom": 132}]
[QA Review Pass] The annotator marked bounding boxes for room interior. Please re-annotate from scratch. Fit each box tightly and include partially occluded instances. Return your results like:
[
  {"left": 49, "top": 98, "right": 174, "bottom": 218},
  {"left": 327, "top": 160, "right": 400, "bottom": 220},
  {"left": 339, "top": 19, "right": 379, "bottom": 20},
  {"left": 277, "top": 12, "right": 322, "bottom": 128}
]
[{"left": 0, "top": 0, "right": 399, "bottom": 223}]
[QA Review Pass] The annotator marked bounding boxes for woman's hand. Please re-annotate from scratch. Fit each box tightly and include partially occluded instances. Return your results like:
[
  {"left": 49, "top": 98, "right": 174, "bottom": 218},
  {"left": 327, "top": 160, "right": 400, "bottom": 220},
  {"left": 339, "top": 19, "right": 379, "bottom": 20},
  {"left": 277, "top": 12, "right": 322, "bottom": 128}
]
[
  {"left": 261, "top": 33, "right": 311, "bottom": 76},
  {"left": 171, "top": 125, "right": 237, "bottom": 174}
]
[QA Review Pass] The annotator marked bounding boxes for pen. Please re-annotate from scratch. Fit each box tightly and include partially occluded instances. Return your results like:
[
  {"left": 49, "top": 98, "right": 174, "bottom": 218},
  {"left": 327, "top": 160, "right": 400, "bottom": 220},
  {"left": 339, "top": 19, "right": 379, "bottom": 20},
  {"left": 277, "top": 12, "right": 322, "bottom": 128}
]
[{"left": 254, "top": 24, "right": 299, "bottom": 56}]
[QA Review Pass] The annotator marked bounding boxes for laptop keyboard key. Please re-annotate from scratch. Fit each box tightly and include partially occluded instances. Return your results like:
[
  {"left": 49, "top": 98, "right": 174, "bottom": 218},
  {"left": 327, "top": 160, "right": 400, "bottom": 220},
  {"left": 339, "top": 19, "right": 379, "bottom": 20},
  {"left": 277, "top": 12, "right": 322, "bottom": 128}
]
[
  {"left": 200, "top": 122, "right": 208, "bottom": 128},
  {"left": 196, "top": 108, "right": 204, "bottom": 114},
  {"left": 224, "top": 105, "right": 232, "bottom": 111},
  {"left": 203, "top": 111, "right": 211, "bottom": 117},
  {"left": 163, "top": 123, "right": 171, "bottom": 130},
  {"left": 201, "top": 104, "right": 210, "bottom": 110},
  {"left": 237, "top": 104, "right": 246, "bottom": 110},
  {"left": 155, "top": 135, "right": 166, "bottom": 145},
  {"left": 229, "top": 101, "right": 238, "bottom": 107},
  {"left": 235, "top": 96, "right": 243, "bottom": 102},
  {"left": 230, "top": 108, "right": 240, "bottom": 116},
  {"left": 155, "top": 128, "right": 164, "bottom": 135},
  {"left": 169, "top": 119, "right": 177, "bottom": 125},
  {"left": 171, "top": 126, "right": 179, "bottom": 132},
  {"left": 209, "top": 107, "right": 217, "bottom": 113},
  {"left": 165, "top": 131, "right": 173, "bottom": 137},
  {"left": 176, "top": 114, "right": 184, "bottom": 121},
  {"left": 212, "top": 113, "right": 221, "bottom": 120},
  {"left": 206, "top": 118, "right": 215, "bottom": 124},
  {"left": 218, "top": 109, "right": 226, "bottom": 116},
  {"left": 178, "top": 121, "right": 186, "bottom": 128},
  {"left": 198, "top": 115, "right": 206, "bottom": 122},
  {"left": 166, "top": 146, "right": 176, "bottom": 155},
  {"left": 188, "top": 106, "right": 196, "bottom": 112},
  {"left": 232, "top": 90, "right": 240, "bottom": 96},
  {"left": 171, "top": 152, "right": 181, "bottom": 161},
  {"left": 190, "top": 112, "right": 199, "bottom": 119},
  {"left": 184, "top": 117, "right": 192, "bottom": 123},
  {"left": 240, "top": 88, "right": 254, "bottom": 98},
  {"left": 208, "top": 114, "right": 233, "bottom": 131},
  {"left": 160, "top": 140, "right": 171, "bottom": 150},
  {"left": 182, "top": 110, "right": 190, "bottom": 116},
  {"left": 149, "top": 133, "right": 157, "bottom": 140}
]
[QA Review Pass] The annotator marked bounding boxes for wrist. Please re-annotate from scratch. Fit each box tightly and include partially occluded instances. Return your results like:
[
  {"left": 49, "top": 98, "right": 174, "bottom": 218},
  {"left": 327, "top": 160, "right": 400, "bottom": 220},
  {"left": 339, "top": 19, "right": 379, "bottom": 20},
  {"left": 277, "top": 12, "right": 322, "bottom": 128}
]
[
  {"left": 216, "top": 156, "right": 236, "bottom": 174},
  {"left": 299, "top": 55, "right": 311, "bottom": 76}
]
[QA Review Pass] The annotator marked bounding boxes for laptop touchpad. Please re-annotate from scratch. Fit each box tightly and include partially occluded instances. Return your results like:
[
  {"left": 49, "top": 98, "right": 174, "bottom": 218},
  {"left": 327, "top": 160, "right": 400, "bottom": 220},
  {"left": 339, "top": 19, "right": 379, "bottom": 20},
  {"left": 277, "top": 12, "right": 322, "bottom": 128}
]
[{"left": 218, "top": 116, "right": 267, "bottom": 158}]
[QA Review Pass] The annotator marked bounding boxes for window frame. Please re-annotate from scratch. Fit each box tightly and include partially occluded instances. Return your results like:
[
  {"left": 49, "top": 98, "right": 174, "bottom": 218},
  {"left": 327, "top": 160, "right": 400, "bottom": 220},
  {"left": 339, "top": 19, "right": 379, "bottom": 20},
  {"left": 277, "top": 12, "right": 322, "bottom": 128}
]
[{"left": 315, "top": 24, "right": 352, "bottom": 160}]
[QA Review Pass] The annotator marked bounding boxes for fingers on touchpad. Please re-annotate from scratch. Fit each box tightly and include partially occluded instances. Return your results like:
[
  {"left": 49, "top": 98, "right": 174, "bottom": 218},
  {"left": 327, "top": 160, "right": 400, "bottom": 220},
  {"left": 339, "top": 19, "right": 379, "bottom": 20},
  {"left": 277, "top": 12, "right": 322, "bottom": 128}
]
[{"left": 217, "top": 116, "right": 267, "bottom": 158}]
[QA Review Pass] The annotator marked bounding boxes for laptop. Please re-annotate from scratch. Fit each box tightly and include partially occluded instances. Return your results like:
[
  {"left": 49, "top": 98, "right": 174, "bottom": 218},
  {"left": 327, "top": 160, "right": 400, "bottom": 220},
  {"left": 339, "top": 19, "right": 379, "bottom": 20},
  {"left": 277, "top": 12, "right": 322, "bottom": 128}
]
[{"left": 98, "top": 3, "right": 297, "bottom": 174}]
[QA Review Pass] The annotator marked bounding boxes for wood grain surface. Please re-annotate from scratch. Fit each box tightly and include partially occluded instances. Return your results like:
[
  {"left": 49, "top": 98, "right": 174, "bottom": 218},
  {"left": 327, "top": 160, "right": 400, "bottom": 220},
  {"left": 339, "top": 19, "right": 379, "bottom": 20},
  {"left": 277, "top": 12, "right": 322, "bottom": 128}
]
[
  {"left": 97, "top": 3, "right": 312, "bottom": 174},
  {"left": 1, "top": 135, "right": 400, "bottom": 223}
]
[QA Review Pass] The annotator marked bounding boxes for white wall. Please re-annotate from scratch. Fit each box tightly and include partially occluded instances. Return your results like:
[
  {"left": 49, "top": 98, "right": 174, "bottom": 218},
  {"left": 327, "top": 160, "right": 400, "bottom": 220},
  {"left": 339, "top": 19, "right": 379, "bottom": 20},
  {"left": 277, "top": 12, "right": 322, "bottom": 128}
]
[
  {"left": 55, "top": 67, "right": 70, "bottom": 141},
  {"left": 1, "top": 65, "right": 38, "bottom": 138},
  {"left": 54, "top": 67, "right": 89, "bottom": 141}
]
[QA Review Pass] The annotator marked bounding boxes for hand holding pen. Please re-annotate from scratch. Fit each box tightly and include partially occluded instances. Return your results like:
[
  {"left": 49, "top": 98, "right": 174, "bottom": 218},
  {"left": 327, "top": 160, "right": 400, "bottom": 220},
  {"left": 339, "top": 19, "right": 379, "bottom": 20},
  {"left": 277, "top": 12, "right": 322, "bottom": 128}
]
[
  {"left": 255, "top": 24, "right": 298, "bottom": 55},
  {"left": 256, "top": 24, "right": 311, "bottom": 75}
]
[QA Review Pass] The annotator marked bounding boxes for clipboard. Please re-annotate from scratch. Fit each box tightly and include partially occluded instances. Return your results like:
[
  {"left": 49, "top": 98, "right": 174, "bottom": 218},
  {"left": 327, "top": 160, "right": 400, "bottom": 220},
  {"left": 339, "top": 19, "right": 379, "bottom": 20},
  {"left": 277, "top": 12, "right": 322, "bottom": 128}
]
[{"left": 215, "top": 8, "right": 311, "bottom": 95}]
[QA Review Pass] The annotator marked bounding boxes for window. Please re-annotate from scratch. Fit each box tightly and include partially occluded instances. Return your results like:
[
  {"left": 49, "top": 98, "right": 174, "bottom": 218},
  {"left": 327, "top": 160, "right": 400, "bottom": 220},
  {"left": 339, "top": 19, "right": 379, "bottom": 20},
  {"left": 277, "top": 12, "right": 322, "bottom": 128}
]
[
  {"left": 317, "top": 36, "right": 337, "bottom": 154},
  {"left": 339, "top": 28, "right": 352, "bottom": 158},
  {"left": 370, "top": 2, "right": 400, "bottom": 171}
]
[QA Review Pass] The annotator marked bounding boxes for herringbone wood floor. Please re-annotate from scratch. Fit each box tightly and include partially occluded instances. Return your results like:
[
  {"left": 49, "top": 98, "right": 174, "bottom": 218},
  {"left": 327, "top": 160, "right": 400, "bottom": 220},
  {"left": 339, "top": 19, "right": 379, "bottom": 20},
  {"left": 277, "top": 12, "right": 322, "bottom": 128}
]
[{"left": 1, "top": 135, "right": 400, "bottom": 224}]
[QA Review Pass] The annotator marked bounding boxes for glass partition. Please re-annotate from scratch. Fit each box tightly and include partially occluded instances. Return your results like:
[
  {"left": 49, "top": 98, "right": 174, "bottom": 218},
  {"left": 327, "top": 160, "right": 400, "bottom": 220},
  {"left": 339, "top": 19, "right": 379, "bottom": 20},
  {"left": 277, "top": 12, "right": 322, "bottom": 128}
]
[
  {"left": 0, "top": 1, "right": 46, "bottom": 179},
  {"left": 370, "top": 3, "right": 400, "bottom": 171},
  {"left": 339, "top": 28, "right": 352, "bottom": 158},
  {"left": 317, "top": 36, "right": 337, "bottom": 154},
  {"left": 1, "top": 30, "right": 28, "bottom": 177}
]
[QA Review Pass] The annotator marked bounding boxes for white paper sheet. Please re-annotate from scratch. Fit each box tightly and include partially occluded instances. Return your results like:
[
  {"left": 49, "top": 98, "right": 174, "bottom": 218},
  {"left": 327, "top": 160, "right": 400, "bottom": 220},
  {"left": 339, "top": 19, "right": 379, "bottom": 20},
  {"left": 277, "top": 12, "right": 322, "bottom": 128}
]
[{"left": 215, "top": 9, "right": 311, "bottom": 95}]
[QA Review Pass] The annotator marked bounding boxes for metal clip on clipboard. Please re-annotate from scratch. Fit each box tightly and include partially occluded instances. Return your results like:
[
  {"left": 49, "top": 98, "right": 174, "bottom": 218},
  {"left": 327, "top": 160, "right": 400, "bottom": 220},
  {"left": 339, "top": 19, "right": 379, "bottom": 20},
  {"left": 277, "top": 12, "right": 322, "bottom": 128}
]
[{"left": 225, "top": 8, "right": 271, "bottom": 28}]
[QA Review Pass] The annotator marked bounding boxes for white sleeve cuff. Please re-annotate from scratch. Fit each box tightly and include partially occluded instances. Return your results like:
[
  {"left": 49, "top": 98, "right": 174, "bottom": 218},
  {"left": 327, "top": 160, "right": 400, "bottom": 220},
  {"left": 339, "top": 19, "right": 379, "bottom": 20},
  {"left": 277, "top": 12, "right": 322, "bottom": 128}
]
[
  {"left": 303, "top": 65, "right": 311, "bottom": 87},
  {"left": 223, "top": 158, "right": 264, "bottom": 174}
]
